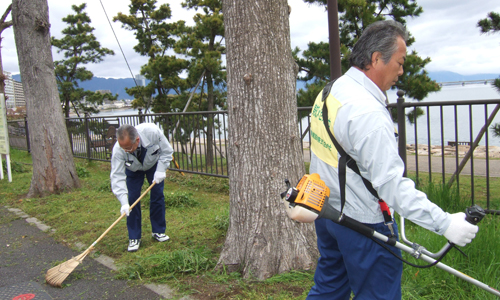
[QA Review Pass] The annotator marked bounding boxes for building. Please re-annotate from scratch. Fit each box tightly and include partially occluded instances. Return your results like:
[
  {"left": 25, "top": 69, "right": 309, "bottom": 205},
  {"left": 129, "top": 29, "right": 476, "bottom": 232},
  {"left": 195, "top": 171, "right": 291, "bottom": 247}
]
[
  {"left": 3, "top": 71, "right": 15, "bottom": 108},
  {"left": 135, "top": 74, "right": 146, "bottom": 87},
  {"left": 96, "top": 89, "right": 112, "bottom": 95},
  {"left": 13, "top": 80, "right": 26, "bottom": 107},
  {"left": 2, "top": 71, "right": 26, "bottom": 109}
]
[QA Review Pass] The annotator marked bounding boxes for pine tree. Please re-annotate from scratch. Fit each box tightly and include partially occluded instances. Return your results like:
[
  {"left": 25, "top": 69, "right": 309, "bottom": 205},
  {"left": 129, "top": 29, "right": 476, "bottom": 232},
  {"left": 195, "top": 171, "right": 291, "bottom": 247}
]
[
  {"left": 220, "top": 0, "right": 317, "bottom": 280},
  {"left": 295, "top": 0, "right": 440, "bottom": 122},
  {"left": 12, "top": 0, "right": 80, "bottom": 197},
  {"left": 478, "top": 12, "right": 500, "bottom": 137},
  {"left": 113, "top": 0, "right": 189, "bottom": 113},
  {"left": 51, "top": 4, "right": 116, "bottom": 118},
  {"left": 175, "top": 0, "right": 226, "bottom": 165}
]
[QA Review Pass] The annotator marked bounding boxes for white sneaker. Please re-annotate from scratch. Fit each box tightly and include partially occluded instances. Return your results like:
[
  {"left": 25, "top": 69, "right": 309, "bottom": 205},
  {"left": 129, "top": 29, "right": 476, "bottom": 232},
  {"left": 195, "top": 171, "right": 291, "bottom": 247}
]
[
  {"left": 128, "top": 239, "right": 141, "bottom": 252},
  {"left": 152, "top": 233, "right": 170, "bottom": 242}
]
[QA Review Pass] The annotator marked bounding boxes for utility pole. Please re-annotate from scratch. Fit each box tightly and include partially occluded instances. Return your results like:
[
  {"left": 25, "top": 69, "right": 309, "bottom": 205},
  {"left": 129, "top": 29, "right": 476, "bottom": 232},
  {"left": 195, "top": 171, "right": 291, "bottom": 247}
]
[{"left": 327, "top": 0, "right": 342, "bottom": 80}]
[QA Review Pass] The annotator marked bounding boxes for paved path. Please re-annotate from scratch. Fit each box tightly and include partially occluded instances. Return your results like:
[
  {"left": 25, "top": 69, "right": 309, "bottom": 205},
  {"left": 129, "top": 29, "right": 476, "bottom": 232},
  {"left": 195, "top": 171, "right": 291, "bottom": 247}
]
[
  {"left": 404, "top": 155, "right": 500, "bottom": 177},
  {"left": 0, "top": 206, "right": 185, "bottom": 300}
]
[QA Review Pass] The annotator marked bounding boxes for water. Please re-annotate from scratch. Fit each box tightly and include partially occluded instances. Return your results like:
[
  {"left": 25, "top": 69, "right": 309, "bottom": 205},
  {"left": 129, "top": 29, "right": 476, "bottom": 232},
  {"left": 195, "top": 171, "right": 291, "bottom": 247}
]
[
  {"left": 386, "top": 83, "right": 500, "bottom": 147},
  {"left": 92, "top": 84, "right": 500, "bottom": 147}
]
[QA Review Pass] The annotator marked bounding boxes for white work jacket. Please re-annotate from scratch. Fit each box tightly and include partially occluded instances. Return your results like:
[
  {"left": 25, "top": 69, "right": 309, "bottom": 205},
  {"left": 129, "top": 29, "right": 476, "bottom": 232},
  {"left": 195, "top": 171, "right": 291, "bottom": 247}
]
[
  {"left": 309, "top": 67, "right": 451, "bottom": 235},
  {"left": 110, "top": 123, "right": 174, "bottom": 206}
]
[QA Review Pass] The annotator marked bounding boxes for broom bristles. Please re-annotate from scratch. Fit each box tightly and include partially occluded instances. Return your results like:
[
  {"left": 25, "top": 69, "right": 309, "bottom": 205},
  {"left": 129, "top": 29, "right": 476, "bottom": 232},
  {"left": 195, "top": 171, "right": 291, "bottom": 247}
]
[{"left": 45, "top": 248, "right": 91, "bottom": 287}]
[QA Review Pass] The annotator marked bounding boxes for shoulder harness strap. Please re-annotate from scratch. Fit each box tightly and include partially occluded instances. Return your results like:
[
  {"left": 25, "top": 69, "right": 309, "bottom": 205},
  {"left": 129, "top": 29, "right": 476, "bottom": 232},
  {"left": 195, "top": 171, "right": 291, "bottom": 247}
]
[{"left": 321, "top": 80, "right": 393, "bottom": 227}]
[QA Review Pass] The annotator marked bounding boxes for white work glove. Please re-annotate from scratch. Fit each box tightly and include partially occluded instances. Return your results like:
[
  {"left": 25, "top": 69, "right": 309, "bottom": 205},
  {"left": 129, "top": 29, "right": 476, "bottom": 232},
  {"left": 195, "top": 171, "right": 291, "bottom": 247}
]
[
  {"left": 443, "top": 212, "right": 478, "bottom": 246},
  {"left": 120, "top": 204, "right": 130, "bottom": 217},
  {"left": 154, "top": 171, "right": 166, "bottom": 184}
]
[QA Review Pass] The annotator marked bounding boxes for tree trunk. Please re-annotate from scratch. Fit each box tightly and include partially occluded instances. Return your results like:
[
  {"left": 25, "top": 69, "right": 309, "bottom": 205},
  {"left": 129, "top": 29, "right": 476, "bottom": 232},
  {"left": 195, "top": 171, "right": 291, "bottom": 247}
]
[
  {"left": 219, "top": 0, "right": 318, "bottom": 279},
  {"left": 12, "top": 0, "right": 80, "bottom": 197}
]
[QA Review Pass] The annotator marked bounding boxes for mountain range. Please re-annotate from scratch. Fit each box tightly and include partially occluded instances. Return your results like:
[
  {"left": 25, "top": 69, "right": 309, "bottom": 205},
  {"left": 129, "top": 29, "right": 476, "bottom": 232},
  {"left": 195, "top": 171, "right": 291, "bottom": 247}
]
[{"left": 12, "top": 71, "right": 499, "bottom": 100}]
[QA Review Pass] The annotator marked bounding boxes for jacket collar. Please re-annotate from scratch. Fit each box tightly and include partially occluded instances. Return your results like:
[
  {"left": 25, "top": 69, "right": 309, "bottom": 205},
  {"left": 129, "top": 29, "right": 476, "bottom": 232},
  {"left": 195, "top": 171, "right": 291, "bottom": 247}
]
[
  {"left": 137, "top": 131, "right": 151, "bottom": 148},
  {"left": 345, "top": 67, "right": 387, "bottom": 105}
]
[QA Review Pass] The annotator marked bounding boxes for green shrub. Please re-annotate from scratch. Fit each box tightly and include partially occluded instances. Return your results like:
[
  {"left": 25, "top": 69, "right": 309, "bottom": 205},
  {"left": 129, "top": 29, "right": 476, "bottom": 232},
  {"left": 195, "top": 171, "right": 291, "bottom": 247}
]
[
  {"left": 76, "top": 165, "right": 90, "bottom": 178},
  {"left": 117, "top": 247, "right": 216, "bottom": 280},
  {"left": 213, "top": 208, "right": 229, "bottom": 232},
  {"left": 164, "top": 191, "right": 199, "bottom": 208},
  {"left": 94, "top": 178, "right": 111, "bottom": 192}
]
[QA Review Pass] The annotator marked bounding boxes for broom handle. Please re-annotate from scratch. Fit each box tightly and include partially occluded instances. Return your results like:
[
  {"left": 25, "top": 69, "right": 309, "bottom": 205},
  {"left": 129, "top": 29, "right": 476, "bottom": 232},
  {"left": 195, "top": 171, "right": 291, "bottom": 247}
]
[{"left": 87, "top": 181, "right": 157, "bottom": 250}]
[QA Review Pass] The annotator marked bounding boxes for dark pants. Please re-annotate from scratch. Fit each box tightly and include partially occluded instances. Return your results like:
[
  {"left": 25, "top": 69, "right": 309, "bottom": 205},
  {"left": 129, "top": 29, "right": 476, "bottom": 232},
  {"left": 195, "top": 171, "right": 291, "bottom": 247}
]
[
  {"left": 307, "top": 218, "right": 403, "bottom": 300},
  {"left": 125, "top": 163, "right": 166, "bottom": 239}
]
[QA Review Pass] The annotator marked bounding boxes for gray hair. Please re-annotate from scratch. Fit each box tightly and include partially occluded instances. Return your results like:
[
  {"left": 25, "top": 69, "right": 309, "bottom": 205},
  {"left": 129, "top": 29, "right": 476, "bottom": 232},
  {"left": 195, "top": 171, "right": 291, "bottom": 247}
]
[
  {"left": 349, "top": 20, "right": 408, "bottom": 70},
  {"left": 117, "top": 124, "right": 138, "bottom": 141}
]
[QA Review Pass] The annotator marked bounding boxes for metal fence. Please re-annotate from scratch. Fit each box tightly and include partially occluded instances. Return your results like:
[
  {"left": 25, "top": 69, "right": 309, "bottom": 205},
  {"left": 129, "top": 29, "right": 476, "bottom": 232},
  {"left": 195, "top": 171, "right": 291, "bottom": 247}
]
[
  {"left": 388, "top": 91, "right": 500, "bottom": 214},
  {"left": 62, "top": 109, "right": 230, "bottom": 177},
  {"left": 7, "top": 94, "right": 500, "bottom": 213}
]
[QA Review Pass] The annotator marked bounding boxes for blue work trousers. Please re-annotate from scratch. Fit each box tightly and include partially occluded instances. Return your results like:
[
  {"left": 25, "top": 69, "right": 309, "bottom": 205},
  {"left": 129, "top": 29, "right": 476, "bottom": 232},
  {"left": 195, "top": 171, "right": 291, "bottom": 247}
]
[
  {"left": 307, "top": 218, "right": 403, "bottom": 300},
  {"left": 125, "top": 163, "right": 166, "bottom": 239}
]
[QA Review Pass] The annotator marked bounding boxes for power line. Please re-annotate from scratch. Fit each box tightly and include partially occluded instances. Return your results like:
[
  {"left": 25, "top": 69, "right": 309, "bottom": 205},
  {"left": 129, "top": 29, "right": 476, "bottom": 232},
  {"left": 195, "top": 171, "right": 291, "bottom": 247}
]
[{"left": 98, "top": 0, "right": 138, "bottom": 87}]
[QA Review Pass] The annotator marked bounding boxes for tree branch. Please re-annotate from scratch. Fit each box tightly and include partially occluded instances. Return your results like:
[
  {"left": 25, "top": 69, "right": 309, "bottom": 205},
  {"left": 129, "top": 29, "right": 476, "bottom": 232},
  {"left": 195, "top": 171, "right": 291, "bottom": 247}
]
[
  {"left": 1, "top": 4, "right": 12, "bottom": 23},
  {"left": 0, "top": 4, "right": 13, "bottom": 32}
]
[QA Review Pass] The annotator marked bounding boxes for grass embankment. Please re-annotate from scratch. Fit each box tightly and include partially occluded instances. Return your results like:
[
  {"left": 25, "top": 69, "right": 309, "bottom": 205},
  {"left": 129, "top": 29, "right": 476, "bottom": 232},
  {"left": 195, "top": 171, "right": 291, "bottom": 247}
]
[{"left": 1, "top": 148, "right": 499, "bottom": 299}]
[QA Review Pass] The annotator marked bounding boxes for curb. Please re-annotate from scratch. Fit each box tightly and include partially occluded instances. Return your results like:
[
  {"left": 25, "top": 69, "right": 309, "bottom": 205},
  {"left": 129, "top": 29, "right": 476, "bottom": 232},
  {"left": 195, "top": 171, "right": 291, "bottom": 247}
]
[{"left": 4, "top": 205, "right": 191, "bottom": 300}]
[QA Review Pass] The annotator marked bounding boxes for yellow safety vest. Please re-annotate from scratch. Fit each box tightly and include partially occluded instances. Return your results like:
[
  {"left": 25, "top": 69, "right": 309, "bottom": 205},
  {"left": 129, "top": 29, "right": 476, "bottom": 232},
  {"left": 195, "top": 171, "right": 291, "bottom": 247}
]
[{"left": 310, "top": 90, "right": 343, "bottom": 168}]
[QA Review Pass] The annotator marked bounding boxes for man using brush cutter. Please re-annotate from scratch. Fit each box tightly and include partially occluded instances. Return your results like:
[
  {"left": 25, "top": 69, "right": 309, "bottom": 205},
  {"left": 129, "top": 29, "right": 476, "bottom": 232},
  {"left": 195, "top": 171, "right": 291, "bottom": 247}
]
[
  {"left": 110, "top": 123, "right": 174, "bottom": 252},
  {"left": 306, "top": 20, "right": 479, "bottom": 299}
]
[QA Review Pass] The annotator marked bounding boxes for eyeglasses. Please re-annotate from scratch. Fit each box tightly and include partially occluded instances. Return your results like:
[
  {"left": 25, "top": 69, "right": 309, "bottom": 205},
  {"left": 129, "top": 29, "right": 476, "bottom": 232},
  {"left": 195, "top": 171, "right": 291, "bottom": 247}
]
[{"left": 121, "top": 138, "right": 139, "bottom": 153}]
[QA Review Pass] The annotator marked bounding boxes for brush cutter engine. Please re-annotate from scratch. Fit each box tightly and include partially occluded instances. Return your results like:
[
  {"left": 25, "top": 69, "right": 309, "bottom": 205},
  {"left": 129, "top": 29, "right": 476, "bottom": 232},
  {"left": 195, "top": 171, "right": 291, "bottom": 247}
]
[{"left": 281, "top": 173, "right": 330, "bottom": 223}]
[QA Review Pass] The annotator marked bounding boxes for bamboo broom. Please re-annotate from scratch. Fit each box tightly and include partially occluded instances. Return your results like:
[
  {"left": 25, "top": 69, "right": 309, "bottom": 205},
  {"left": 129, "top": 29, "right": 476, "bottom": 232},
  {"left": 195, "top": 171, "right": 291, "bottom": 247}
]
[{"left": 45, "top": 181, "right": 156, "bottom": 287}]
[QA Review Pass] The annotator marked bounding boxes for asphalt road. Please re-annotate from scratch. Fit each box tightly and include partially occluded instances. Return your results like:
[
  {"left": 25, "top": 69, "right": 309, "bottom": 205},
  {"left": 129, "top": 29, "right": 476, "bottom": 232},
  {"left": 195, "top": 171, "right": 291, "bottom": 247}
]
[{"left": 0, "top": 206, "right": 178, "bottom": 300}]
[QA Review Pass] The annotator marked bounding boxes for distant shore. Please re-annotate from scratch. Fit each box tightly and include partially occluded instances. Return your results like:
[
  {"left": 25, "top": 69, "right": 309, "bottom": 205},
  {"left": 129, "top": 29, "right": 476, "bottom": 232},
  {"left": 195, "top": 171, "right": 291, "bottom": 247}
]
[{"left": 407, "top": 144, "right": 500, "bottom": 159}]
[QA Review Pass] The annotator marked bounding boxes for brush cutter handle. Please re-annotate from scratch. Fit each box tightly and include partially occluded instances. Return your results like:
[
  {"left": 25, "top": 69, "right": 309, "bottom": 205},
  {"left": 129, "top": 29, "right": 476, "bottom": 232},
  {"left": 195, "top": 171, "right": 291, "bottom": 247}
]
[
  {"left": 400, "top": 205, "right": 485, "bottom": 259},
  {"left": 88, "top": 182, "right": 156, "bottom": 248},
  {"left": 465, "top": 205, "right": 486, "bottom": 225}
]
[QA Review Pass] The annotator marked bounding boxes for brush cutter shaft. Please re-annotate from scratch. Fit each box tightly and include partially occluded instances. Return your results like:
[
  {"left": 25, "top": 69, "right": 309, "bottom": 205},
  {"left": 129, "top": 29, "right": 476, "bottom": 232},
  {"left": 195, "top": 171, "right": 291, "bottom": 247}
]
[
  {"left": 319, "top": 204, "right": 500, "bottom": 297},
  {"left": 372, "top": 231, "right": 500, "bottom": 297},
  {"left": 399, "top": 217, "right": 451, "bottom": 259}
]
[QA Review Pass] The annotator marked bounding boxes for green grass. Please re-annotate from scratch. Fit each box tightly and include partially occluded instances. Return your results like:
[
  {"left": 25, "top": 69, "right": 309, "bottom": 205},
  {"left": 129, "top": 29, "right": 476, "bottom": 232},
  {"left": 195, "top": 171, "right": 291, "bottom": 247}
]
[
  {"left": 396, "top": 179, "right": 500, "bottom": 299},
  {"left": 1, "top": 148, "right": 499, "bottom": 299}
]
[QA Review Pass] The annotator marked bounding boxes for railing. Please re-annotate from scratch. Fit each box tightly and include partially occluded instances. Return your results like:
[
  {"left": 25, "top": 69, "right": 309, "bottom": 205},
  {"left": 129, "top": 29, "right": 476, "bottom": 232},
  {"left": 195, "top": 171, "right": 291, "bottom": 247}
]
[
  {"left": 62, "top": 109, "right": 229, "bottom": 177},
  {"left": 7, "top": 96, "right": 500, "bottom": 213},
  {"left": 388, "top": 91, "right": 500, "bottom": 214}
]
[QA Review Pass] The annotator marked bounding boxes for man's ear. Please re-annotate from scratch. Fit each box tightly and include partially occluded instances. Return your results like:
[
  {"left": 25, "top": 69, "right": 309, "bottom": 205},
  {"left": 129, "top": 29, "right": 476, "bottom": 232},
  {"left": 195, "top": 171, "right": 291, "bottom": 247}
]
[{"left": 371, "top": 51, "right": 383, "bottom": 68}]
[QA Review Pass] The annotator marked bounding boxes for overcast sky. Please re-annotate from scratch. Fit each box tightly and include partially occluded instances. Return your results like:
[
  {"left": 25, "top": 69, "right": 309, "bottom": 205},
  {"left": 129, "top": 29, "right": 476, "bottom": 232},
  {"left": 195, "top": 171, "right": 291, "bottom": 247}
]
[{"left": 2, "top": 0, "right": 500, "bottom": 78}]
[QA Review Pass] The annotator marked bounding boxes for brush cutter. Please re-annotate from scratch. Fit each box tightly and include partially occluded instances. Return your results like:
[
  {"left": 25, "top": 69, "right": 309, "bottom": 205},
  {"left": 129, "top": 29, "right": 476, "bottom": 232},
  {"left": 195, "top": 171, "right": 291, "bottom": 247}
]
[
  {"left": 45, "top": 181, "right": 156, "bottom": 287},
  {"left": 281, "top": 173, "right": 500, "bottom": 297}
]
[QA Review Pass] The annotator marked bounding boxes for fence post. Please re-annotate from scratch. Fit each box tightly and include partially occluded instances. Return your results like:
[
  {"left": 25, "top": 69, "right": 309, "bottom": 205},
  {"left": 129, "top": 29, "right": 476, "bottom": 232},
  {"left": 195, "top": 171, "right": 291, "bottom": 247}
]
[
  {"left": 84, "top": 112, "right": 91, "bottom": 161},
  {"left": 396, "top": 90, "right": 407, "bottom": 177},
  {"left": 66, "top": 118, "right": 74, "bottom": 154},
  {"left": 24, "top": 116, "right": 31, "bottom": 153},
  {"left": 138, "top": 108, "right": 144, "bottom": 124}
]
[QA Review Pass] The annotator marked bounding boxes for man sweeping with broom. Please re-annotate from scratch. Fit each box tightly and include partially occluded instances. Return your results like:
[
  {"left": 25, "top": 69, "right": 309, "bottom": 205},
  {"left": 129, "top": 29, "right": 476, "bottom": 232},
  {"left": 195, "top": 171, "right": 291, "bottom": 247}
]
[
  {"left": 110, "top": 123, "right": 174, "bottom": 252},
  {"left": 46, "top": 124, "right": 174, "bottom": 286}
]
